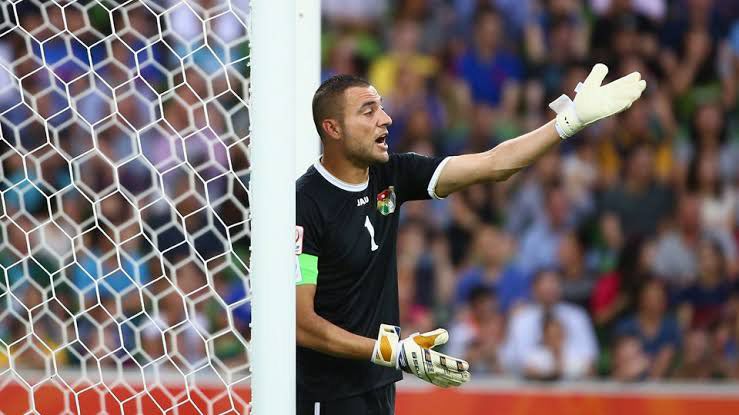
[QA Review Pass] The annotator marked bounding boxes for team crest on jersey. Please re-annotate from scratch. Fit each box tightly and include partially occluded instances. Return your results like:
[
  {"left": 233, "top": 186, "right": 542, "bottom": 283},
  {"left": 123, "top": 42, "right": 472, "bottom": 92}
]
[{"left": 376, "top": 186, "right": 396, "bottom": 216}]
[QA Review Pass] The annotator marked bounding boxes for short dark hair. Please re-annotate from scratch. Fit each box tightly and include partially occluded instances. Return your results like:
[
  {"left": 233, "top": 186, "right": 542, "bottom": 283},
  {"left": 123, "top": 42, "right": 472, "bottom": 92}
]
[{"left": 312, "top": 74, "right": 370, "bottom": 140}]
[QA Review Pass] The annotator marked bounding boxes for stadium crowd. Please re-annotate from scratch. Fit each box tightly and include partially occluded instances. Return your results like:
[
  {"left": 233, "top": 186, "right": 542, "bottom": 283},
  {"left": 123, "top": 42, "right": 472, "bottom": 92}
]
[{"left": 0, "top": 0, "right": 738, "bottom": 384}]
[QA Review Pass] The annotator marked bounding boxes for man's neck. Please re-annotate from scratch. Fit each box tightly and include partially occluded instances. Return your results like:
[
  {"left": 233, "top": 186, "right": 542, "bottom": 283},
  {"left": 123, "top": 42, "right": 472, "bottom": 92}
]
[{"left": 320, "top": 152, "right": 369, "bottom": 185}]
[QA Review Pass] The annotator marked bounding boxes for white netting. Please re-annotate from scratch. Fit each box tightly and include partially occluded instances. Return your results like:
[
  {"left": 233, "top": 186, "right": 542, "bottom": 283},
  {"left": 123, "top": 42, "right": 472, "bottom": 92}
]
[{"left": 0, "top": 1, "right": 252, "bottom": 414}]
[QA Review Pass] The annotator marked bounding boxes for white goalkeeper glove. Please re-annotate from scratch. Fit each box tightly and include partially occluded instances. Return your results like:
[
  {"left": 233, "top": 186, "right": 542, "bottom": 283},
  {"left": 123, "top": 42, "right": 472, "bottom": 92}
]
[
  {"left": 549, "top": 63, "right": 647, "bottom": 139},
  {"left": 371, "top": 324, "right": 470, "bottom": 388}
]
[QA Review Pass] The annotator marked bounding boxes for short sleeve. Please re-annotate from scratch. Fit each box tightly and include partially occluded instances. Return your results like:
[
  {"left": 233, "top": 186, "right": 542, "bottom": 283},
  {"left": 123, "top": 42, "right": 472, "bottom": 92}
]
[
  {"left": 390, "top": 152, "right": 449, "bottom": 204},
  {"left": 296, "top": 192, "right": 323, "bottom": 285}
]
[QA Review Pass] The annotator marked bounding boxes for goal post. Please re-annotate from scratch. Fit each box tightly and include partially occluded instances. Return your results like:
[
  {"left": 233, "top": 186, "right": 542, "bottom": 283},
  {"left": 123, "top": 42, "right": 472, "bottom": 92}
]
[
  {"left": 250, "top": 1, "right": 296, "bottom": 415},
  {"left": 295, "top": 0, "right": 321, "bottom": 177}
]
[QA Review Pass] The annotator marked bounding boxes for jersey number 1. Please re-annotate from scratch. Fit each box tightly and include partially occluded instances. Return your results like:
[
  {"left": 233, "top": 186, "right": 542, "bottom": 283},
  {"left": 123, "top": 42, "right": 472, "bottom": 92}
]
[{"left": 364, "top": 216, "right": 379, "bottom": 252}]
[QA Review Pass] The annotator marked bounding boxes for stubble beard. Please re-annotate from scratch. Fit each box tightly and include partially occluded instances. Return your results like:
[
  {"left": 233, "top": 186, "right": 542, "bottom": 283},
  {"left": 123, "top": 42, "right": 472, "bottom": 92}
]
[{"left": 345, "top": 138, "right": 389, "bottom": 168}]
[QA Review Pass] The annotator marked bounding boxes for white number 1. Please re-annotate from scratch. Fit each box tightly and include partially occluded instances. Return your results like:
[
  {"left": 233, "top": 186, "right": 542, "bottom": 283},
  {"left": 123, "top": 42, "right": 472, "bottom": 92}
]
[{"left": 364, "top": 216, "right": 379, "bottom": 252}]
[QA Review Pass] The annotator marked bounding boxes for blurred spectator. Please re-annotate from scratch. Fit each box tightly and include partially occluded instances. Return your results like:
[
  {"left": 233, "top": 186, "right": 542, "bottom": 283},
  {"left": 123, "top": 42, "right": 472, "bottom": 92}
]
[
  {"left": 559, "top": 231, "right": 597, "bottom": 310},
  {"left": 384, "top": 65, "right": 447, "bottom": 140},
  {"left": 398, "top": 221, "right": 428, "bottom": 332},
  {"left": 394, "top": 107, "right": 443, "bottom": 154},
  {"left": 562, "top": 140, "right": 598, "bottom": 219},
  {"left": 611, "top": 334, "right": 651, "bottom": 381},
  {"left": 658, "top": 0, "right": 735, "bottom": 116},
  {"left": 677, "top": 101, "right": 739, "bottom": 192},
  {"left": 517, "top": 183, "right": 576, "bottom": 275},
  {"left": 675, "top": 239, "right": 732, "bottom": 330},
  {"left": 591, "top": 0, "right": 662, "bottom": 65},
  {"left": 322, "top": 35, "right": 369, "bottom": 79},
  {"left": 501, "top": 269, "right": 598, "bottom": 376},
  {"left": 505, "top": 151, "right": 561, "bottom": 235},
  {"left": 452, "top": 0, "right": 535, "bottom": 41},
  {"left": 591, "top": 236, "right": 657, "bottom": 330},
  {"left": 712, "top": 316, "right": 739, "bottom": 379},
  {"left": 599, "top": 143, "right": 674, "bottom": 239},
  {"left": 446, "top": 185, "right": 498, "bottom": 266},
  {"left": 587, "top": 212, "right": 625, "bottom": 274},
  {"left": 455, "top": 8, "right": 523, "bottom": 109},
  {"left": 614, "top": 279, "right": 681, "bottom": 379},
  {"left": 689, "top": 148, "right": 736, "bottom": 232},
  {"left": 525, "top": 0, "right": 589, "bottom": 73},
  {"left": 447, "top": 286, "right": 506, "bottom": 374},
  {"left": 673, "top": 328, "right": 714, "bottom": 379},
  {"left": 523, "top": 311, "right": 592, "bottom": 380},
  {"left": 653, "top": 192, "right": 725, "bottom": 286},
  {"left": 369, "top": 20, "right": 438, "bottom": 95},
  {"left": 455, "top": 225, "right": 531, "bottom": 313}
]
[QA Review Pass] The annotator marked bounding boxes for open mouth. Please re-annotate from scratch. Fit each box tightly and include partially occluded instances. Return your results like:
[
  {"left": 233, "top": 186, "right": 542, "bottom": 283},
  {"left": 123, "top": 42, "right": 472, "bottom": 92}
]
[{"left": 375, "top": 133, "right": 388, "bottom": 145}]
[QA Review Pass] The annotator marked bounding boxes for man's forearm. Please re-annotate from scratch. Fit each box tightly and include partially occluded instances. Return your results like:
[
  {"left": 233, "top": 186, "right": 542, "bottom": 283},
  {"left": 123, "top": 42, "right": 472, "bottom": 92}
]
[
  {"left": 435, "top": 120, "right": 559, "bottom": 196},
  {"left": 297, "top": 312, "right": 376, "bottom": 360},
  {"left": 482, "top": 119, "right": 560, "bottom": 180}
]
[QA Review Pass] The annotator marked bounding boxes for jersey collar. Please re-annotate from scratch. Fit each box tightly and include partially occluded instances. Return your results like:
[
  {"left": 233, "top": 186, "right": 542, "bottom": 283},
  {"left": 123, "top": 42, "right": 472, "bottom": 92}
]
[{"left": 314, "top": 157, "right": 368, "bottom": 192}]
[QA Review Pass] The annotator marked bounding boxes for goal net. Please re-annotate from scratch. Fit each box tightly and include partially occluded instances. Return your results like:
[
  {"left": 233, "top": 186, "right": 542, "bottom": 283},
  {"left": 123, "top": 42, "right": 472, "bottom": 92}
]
[{"left": 0, "top": 0, "right": 256, "bottom": 413}]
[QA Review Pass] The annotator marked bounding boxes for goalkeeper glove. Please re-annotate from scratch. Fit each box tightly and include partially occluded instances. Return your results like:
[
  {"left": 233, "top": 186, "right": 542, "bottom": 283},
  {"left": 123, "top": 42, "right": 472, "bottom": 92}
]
[
  {"left": 549, "top": 63, "right": 647, "bottom": 139},
  {"left": 371, "top": 324, "right": 470, "bottom": 388}
]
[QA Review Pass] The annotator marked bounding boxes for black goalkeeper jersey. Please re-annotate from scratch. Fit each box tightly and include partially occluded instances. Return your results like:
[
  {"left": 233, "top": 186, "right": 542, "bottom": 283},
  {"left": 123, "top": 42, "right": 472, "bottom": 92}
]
[{"left": 295, "top": 152, "right": 448, "bottom": 402}]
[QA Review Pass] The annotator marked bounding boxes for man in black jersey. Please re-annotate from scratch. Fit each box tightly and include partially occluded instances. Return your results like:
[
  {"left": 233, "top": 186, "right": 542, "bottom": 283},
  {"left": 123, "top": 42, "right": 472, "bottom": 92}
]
[{"left": 296, "top": 65, "right": 645, "bottom": 414}]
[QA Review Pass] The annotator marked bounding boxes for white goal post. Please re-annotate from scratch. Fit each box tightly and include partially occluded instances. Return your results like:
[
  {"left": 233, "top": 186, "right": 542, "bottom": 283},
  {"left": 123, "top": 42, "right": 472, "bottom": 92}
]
[{"left": 249, "top": 0, "right": 297, "bottom": 415}]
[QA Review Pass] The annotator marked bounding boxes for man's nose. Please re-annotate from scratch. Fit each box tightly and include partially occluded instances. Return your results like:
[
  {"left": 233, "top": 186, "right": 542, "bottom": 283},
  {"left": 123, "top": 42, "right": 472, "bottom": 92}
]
[{"left": 379, "top": 108, "right": 392, "bottom": 127}]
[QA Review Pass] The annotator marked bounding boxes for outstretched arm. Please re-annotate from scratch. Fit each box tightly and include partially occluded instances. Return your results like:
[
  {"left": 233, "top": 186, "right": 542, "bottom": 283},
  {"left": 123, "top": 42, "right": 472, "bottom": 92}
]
[
  {"left": 435, "top": 120, "right": 559, "bottom": 197},
  {"left": 434, "top": 63, "right": 647, "bottom": 198}
]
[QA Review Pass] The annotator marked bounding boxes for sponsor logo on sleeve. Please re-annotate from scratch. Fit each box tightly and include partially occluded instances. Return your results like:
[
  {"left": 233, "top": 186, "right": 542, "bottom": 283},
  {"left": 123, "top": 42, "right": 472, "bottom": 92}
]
[{"left": 295, "top": 226, "right": 304, "bottom": 255}]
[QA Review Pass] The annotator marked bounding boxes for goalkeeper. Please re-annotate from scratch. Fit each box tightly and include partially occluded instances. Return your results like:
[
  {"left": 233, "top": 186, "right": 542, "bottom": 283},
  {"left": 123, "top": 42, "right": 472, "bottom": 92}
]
[{"left": 296, "top": 64, "right": 645, "bottom": 414}]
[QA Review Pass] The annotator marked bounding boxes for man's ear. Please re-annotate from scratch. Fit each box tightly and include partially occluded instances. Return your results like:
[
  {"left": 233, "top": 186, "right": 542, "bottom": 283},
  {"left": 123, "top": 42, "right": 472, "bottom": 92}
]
[{"left": 321, "top": 118, "right": 342, "bottom": 140}]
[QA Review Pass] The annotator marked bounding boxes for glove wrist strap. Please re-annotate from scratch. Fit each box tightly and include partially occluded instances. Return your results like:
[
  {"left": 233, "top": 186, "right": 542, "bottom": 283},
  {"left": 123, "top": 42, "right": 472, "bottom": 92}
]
[
  {"left": 549, "top": 82, "right": 585, "bottom": 139},
  {"left": 371, "top": 324, "right": 401, "bottom": 369},
  {"left": 549, "top": 95, "right": 582, "bottom": 138}
]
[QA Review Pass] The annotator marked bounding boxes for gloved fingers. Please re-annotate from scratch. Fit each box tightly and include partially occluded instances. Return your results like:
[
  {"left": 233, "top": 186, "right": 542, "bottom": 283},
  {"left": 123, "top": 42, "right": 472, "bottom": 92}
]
[
  {"left": 602, "top": 71, "right": 642, "bottom": 93},
  {"left": 406, "top": 349, "right": 471, "bottom": 387},
  {"left": 434, "top": 370, "right": 470, "bottom": 387},
  {"left": 413, "top": 328, "right": 449, "bottom": 349},
  {"left": 619, "top": 71, "right": 641, "bottom": 83},
  {"left": 603, "top": 79, "right": 647, "bottom": 110},
  {"left": 430, "top": 350, "right": 470, "bottom": 373},
  {"left": 628, "top": 80, "right": 647, "bottom": 102},
  {"left": 444, "top": 370, "right": 471, "bottom": 385},
  {"left": 582, "top": 63, "right": 609, "bottom": 88},
  {"left": 431, "top": 377, "right": 451, "bottom": 388},
  {"left": 637, "top": 79, "right": 647, "bottom": 93}
]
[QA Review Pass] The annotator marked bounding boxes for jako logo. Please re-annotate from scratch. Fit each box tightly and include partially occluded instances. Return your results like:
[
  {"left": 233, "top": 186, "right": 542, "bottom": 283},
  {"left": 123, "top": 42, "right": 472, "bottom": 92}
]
[{"left": 357, "top": 196, "right": 369, "bottom": 206}]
